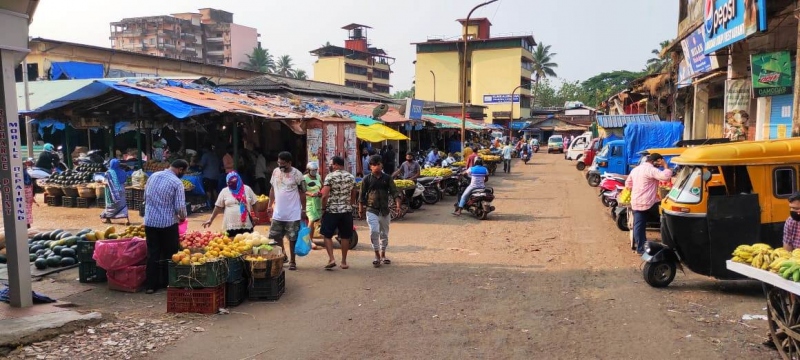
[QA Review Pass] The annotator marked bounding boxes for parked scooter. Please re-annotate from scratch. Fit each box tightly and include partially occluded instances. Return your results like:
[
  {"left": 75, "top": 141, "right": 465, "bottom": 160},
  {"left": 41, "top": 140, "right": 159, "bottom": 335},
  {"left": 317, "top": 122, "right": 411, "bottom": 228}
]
[
  {"left": 598, "top": 176, "right": 626, "bottom": 207},
  {"left": 409, "top": 182, "right": 426, "bottom": 210},
  {"left": 453, "top": 175, "right": 496, "bottom": 220},
  {"left": 417, "top": 176, "right": 442, "bottom": 205},
  {"left": 28, "top": 148, "right": 68, "bottom": 193}
]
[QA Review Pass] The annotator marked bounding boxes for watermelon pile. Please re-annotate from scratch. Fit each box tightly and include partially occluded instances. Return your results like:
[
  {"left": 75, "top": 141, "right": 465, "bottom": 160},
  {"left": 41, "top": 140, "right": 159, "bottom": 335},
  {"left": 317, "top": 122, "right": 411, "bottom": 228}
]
[{"left": 27, "top": 229, "right": 91, "bottom": 270}]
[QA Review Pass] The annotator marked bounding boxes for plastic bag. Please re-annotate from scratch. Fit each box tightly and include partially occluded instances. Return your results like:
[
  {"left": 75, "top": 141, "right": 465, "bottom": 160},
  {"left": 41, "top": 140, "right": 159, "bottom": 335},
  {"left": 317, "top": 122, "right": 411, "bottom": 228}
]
[
  {"left": 295, "top": 223, "right": 312, "bottom": 257},
  {"left": 619, "top": 188, "right": 632, "bottom": 205},
  {"left": 107, "top": 265, "right": 146, "bottom": 291},
  {"left": 93, "top": 237, "right": 147, "bottom": 271},
  {"left": 131, "top": 170, "right": 148, "bottom": 189}
]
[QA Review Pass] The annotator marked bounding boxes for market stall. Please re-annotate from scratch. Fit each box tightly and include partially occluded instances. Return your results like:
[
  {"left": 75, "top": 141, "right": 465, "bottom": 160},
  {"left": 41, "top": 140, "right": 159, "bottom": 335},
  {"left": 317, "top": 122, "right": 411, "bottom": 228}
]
[{"left": 727, "top": 244, "right": 800, "bottom": 358}]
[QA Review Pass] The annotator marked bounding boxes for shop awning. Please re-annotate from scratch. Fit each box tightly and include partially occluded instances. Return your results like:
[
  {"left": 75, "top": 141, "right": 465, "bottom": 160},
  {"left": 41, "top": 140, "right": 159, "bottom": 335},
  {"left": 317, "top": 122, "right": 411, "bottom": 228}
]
[
  {"left": 351, "top": 115, "right": 382, "bottom": 126},
  {"left": 422, "top": 115, "right": 485, "bottom": 130},
  {"left": 356, "top": 124, "right": 409, "bottom": 142},
  {"left": 50, "top": 61, "right": 104, "bottom": 80}
]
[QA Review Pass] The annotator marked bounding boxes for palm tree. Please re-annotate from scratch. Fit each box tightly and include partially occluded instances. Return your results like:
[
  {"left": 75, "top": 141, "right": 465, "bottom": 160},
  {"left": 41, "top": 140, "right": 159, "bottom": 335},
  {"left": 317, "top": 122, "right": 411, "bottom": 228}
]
[
  {"left": 531, "top": 43, "right": 558, "bottom": 108},
  {"left": 239, "top": 45, "right": 275, "bottom": 73},
  {"left": 293, "top": 69, "right": 308, "bottom": 80},
  {"left": 646, "top": 40, "right": 673, "bottom": 74},
  {"left": 276, "top": 55, "right": 295, "bottom": 77}
]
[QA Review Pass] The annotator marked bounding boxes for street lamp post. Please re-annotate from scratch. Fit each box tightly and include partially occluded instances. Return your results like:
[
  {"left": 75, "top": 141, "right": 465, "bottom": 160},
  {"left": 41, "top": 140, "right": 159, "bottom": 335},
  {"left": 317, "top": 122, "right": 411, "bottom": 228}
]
[
  {"left": 510, "top": 85, "right": 523, "bottom": 140},
  {"left": 430, "top": 70, "right": 437, "bottom": 114},
  {"left": 460, "top": 0, "right": 499, "bottom": 148}
]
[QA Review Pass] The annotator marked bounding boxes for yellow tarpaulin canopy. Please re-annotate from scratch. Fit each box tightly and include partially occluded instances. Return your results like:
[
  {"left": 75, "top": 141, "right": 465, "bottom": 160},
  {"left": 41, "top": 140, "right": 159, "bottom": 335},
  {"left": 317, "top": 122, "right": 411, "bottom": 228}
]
[{"left": 356, "top": 124, "right": 409, "bottom": 142}]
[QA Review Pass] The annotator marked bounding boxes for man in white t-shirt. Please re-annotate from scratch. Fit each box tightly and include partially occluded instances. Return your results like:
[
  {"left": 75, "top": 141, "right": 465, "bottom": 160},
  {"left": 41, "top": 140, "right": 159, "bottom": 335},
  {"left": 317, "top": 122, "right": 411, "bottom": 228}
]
[{"left": 267, "top": 151, "right": 307, "bottom": 271}]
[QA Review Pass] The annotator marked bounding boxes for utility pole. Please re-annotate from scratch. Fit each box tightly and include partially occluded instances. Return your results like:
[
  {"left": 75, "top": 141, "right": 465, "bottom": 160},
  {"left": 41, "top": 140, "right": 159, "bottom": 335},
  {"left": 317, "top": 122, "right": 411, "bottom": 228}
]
[
  {"left": 460, "top": 0, "right": 498, "bottom": 148},
  {"left": 430, "top": 70, "right": 437, "bottom": 114},
  {"left": 510, "top": 85, "right": 523, "bottom": 140}
]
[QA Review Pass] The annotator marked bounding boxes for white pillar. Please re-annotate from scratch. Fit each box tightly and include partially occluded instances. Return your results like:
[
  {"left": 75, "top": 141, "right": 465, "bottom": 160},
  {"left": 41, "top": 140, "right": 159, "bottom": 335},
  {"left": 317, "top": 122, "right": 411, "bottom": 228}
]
[
  {"left": 693, "top": 83, "right": 709, "bottom": 140},
  {"left": 755, "top": 97, "right": 768, "bottom": 141}
]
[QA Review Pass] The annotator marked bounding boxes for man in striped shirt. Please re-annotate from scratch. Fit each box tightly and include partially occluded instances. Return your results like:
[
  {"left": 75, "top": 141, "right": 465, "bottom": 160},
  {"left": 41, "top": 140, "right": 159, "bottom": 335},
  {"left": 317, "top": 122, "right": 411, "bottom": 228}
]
[
  {"left": 143, "top": 160, "right": 188, "bottom": 294},
  {"left": 625, "top": 153, "right": 673, "bottom": 254},
  {"left": 783, "top": 193, "right": 800, "bottom": 251}
]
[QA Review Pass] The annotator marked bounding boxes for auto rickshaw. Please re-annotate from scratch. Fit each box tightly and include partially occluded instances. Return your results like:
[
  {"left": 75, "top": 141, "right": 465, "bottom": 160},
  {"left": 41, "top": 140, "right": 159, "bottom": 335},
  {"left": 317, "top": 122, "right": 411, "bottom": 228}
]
[{"left": 642, "top": 138, "right": 800, "bottom": 287}]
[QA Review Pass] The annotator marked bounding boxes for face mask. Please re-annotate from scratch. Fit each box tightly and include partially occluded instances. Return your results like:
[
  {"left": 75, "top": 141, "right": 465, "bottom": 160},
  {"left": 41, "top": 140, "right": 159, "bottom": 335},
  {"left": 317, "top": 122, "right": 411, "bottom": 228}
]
[
  {"left": 407, "top": 158, "right": 413, "bottom": 163},
  {"left": 328, "top": 166, "right": 334, "bottom": 173},
  {"left": 228, "top": 183, "right": 237, "bottom": 190},
  {"left": 792, "top": 211, "right": 800, "bottom": 221},
  {"left": 279, "top": 165, "right": 288, "bottom": 171}
]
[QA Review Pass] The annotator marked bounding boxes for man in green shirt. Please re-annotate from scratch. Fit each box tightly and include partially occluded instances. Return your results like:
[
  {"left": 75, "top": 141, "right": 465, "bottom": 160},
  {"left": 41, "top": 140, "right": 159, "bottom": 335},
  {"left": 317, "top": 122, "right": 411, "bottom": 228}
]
[{"left": 360, "top": 155, "right": 401, "bottom": 267}]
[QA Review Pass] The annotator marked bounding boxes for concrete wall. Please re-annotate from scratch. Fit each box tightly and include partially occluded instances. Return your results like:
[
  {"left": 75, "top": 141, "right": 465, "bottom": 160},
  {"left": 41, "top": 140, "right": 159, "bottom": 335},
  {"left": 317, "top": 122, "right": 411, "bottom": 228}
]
[
  {"left": 414, "top": 51, "right": 460, "bottom": 104},
  {"left": 229, "top": 23, "right": 258, "bottom": 69},
  {"left": 471, "top": 47, "right": 530, "bottom": 123},
  {"left": 313, "top": 57, "right": 345, "bottom": 85}
]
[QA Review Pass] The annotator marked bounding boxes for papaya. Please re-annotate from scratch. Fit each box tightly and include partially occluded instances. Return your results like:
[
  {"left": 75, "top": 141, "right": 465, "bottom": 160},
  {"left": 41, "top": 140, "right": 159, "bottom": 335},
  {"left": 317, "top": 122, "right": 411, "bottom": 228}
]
[
  {"left": 84, "top": 232, "right": 96, "bottom": 242},
  {"left": 94, "top": 231, "right": 105, "bottom": 241},
  {"left": 103, "top": 226, "right": 116, "bottom": 239}
]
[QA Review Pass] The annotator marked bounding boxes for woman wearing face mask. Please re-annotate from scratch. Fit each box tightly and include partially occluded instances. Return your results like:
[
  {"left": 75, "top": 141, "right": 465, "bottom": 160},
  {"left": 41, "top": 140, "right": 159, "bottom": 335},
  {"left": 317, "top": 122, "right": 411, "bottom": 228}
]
[
  {"left": 202, "top": 171, "right": 257, "bottom": 236},
  {"left": 304, "top": 162, "right": 323, "bottom": 244},
  {"left": 783, "top": 193, "right": 800, "bottom": 251}
]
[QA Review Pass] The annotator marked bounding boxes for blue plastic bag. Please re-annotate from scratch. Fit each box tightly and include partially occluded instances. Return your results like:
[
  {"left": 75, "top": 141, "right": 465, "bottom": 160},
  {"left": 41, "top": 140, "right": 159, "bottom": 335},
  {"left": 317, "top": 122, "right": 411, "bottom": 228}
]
[{"left": 295, "top": 222, "right": 312, "bottom": 257}]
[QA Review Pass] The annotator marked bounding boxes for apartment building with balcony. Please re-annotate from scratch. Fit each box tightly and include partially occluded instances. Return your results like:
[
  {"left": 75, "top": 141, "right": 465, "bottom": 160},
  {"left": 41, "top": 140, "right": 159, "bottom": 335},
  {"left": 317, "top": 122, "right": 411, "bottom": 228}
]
[
  {"left": 109, "top": 8, "right": 259, "bottom": 67},
  {"left": 413, "top": 18, "right": 536, "bottom": 125},
  {"left": 310, "top": 24, "right": 393, "bottom": 95}
]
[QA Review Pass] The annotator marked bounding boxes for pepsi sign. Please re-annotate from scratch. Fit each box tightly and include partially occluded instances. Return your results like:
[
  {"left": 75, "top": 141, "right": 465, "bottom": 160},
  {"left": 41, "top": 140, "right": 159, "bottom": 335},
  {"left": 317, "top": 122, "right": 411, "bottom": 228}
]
[{"left": 703, "top": 0, "right": 767, "bottom": 55}]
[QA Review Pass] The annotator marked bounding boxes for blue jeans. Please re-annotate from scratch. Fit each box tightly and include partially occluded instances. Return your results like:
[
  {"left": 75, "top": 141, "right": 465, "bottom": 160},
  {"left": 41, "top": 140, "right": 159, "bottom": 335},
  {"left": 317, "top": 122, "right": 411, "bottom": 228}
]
[
  {"left": 459, "top": 185, "right": 482, "bottom": 208},
  {"left": 633, "top": 210, "right": 648, "bottom": 253}
]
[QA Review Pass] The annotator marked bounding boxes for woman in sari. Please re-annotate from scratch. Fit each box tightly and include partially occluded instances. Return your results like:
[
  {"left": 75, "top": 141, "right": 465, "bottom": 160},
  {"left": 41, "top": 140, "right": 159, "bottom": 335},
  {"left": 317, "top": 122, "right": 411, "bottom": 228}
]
[
  {"left": 100, "top": 159, "right": 130, "bottom": 225},
  {"left": 202, "top": 171, "right": 257, "bottom": 236}
]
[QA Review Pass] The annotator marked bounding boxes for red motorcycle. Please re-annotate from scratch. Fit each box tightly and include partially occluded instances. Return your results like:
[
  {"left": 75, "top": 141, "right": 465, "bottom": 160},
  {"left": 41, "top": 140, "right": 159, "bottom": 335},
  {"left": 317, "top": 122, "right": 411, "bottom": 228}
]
[{"left": 599, "top": 176, "right": 626, "bottom": 207}]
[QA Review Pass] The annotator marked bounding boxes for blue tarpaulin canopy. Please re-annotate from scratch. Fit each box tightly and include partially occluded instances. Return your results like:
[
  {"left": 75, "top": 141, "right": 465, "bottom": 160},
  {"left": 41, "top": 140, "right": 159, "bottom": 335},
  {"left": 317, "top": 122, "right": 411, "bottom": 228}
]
[
  {"left": 29, "top": 80, "right": 214, "bottom": 119},
  {"left": 50, "top": 62, "right": 104, "bottom": 80},
  {"left": 623, "top": 122, "right": 684, "bottom": 168}
]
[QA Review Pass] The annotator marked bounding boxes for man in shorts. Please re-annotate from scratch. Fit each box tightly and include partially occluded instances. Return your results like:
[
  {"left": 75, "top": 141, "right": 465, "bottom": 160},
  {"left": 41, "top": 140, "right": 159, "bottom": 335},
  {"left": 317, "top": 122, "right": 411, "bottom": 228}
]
[
  {"left": 267, "top": 151, "right": 307, "bottom": 271},
  {"left": 320, "top": 156, "right": 356, "bottom": 270}
]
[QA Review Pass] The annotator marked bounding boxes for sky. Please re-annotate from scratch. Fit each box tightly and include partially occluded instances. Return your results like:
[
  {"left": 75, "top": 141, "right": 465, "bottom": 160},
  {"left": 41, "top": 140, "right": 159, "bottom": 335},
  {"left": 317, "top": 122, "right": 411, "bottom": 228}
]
[{"left": 29, "top": 0, "right": 678, "bottom": 92}]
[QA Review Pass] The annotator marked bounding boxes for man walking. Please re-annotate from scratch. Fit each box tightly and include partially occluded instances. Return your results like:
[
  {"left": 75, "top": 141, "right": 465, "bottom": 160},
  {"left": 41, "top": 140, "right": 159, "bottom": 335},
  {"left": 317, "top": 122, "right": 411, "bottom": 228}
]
[
  {"left": 267, "top": 151, "right": 307, "bottom": 271},
  {"left": 143, "top": 160, "right": 188, "bottom": 294},
  {"left": 360, "top": 155, "right": 401, "bottom": 267},
  {"left": 502, "top": 141, "right": 513, "bottom": 173},
  {"left": 320, "top": 156, "right": 356, "bottom": 270},
  {"left": 625, "top": 153, "right": 673, "bottom": 254}
]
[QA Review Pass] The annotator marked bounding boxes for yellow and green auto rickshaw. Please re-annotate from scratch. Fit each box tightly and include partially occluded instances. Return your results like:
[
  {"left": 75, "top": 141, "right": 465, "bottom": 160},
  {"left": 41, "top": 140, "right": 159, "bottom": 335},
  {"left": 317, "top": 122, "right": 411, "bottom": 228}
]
[{"left": 641, "top": 138, "right": 800, "bottom": 287}]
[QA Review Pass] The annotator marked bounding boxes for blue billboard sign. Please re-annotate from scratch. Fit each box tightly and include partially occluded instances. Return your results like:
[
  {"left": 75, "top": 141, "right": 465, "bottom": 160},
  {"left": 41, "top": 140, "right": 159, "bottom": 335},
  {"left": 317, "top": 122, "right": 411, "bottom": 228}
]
[
  {"left": 483, "top": 94, "right": 520, "bottom": 104},
  {"left": 703, "top": 0, "right": 767, "bottom": 55},
  {"left": 405, "top": 98, "right": 424, "bottom": 120},
  {"left": 681, "top": 27, "right": 712, "bottom": 74}
]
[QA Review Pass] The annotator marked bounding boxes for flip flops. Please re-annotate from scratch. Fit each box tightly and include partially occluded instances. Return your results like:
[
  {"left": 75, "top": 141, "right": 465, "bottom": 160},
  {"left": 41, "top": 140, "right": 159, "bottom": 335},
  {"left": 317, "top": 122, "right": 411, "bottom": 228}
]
[
  {"left": 324, "top": 262, "right": 337, "bottom": 270},
  {"left": 373, "top": 259, "right": 381, "bottom": 268}
]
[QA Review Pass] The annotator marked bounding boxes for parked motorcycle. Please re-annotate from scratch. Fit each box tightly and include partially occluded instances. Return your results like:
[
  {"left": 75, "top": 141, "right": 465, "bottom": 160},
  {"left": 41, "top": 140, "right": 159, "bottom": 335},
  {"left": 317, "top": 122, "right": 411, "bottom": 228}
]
[
  {"left": 453, "top": 175, "right": 495, "bottom": 220},
  {"left": 417, "top": 176, "right": 442, "bottom": 205},
  {"left": 409, "top": 182, "right": 426, "bottom": 210},
  {"left": 28, "top": 149, "right": 68, "bottom": 193}
]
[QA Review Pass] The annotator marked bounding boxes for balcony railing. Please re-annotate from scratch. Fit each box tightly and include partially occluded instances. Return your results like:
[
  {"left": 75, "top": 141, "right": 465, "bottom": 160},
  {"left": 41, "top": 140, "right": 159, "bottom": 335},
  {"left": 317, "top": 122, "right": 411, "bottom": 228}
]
[
  {"left": 206, "top": 37, "right": 224, "bottom": 42},
  {"left": 207, "top": 50, "right": 224, "bottom": 56},
  {"left": 110, "top": 29, "right": 143, "bottom": 38},
  {"left": 181, "top": 33, "right": 197, "bottom": 41},
  {"left": 158, "top": 29, "right": 177, "bottom": 37}
]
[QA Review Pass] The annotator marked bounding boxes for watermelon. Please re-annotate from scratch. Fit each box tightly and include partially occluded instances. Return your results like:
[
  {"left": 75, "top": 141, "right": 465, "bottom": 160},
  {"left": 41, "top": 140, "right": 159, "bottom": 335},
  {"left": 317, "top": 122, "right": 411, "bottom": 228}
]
[
  {"left": 29, "top": 254, "right": 37, "bottom": 262},
  {"left": 60, "top": 248, "right": 76, "bottom": 258},
  {"left": 46, "top": 256, "right": 62, "bottom": 267},
  {"left": 50, "top": 229, "right": 64, "bottom": 239},
  {"left": 52, "top": 246, "right": 65, "bottom": 256},
  {"left": 34, "top": 258, "right": 47, "bottom": 269},
  {"left": 59, "top": 257, "right": 76, "bottom": 266}
]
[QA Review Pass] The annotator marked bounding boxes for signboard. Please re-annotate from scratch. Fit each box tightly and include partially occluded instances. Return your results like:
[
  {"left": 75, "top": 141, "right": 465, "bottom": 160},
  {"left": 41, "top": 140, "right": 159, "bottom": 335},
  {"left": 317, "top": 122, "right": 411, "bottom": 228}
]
[
  {"left": 703, "top": 0, "right": 768, "bottom": 55},
  {"left": 677, "top": 60, "right": 694, "bottom": 89},
  {"left": 306, "top": 127, "right": 322, "bottom": 169},
  {"left": 482, "top": 94, "right": 520, "bottom": 104},
  {"left": 751, "top": 51, "right": 794, "bottom": 97},
  {"left": 724, "top": 79, "right": 752, "bottom": 141},
  {"left": 343, "top": 125, "right": 357, "bottom": 175},
  {"left": 404, "top": 98, "right": 424, "bottom": 120},
  {"left": 681, "top": 27, "right": 712, "bottom": 74}
]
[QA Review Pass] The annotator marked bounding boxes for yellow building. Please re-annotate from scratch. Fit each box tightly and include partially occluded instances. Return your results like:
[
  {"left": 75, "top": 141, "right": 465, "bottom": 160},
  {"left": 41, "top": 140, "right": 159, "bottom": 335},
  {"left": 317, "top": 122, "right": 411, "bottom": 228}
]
[
  {"left": 310, "top": 24, "right": 393, "bottom": 95},
  {"left": 413, "top": 18, "right": 536, "bottom": 125}
]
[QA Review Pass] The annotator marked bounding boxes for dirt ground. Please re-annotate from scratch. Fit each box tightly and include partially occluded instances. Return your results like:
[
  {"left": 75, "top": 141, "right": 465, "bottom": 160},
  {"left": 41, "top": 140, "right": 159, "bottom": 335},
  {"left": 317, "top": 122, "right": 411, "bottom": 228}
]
[{"left": 3, "top": 153, "right": 781, "bottom": 359}]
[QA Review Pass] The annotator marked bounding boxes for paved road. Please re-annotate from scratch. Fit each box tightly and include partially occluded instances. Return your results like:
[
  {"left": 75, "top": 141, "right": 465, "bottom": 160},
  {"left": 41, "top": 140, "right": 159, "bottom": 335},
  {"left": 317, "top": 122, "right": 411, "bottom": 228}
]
[{"left": 153, "top": 154, "right": 775, "bottom": 360}]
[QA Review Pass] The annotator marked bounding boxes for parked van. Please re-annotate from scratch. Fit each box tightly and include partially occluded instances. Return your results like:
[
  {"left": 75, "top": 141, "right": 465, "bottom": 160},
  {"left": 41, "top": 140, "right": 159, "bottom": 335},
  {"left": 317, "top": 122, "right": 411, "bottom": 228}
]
[{"left": 565, "top": 131, "right": 592, "bottom": 161}]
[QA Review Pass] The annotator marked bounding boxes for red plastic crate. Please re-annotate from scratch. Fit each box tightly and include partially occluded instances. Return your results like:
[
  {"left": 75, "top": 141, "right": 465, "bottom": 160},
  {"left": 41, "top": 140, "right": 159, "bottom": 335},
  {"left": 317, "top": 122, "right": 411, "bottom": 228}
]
[{"left": 167, "top": 285, "right": 226, "bottom": 314}]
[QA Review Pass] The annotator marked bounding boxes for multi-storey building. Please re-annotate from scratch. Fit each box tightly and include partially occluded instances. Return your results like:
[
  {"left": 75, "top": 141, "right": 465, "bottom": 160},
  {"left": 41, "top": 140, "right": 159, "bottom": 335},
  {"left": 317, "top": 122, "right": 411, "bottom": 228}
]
[
  {"left": 310, "top": 24, "right": 393, "bottom": 95},
  {"left": 109, "top": 8, "right": 259, "bottom": 67},
  {"left": 413, "top": 18, "right": 536, "bottom": 125}
]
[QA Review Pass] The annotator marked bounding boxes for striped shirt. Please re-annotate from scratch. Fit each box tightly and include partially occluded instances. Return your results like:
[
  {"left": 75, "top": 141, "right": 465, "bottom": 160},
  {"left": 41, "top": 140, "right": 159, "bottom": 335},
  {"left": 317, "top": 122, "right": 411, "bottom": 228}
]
[
  {"left": 784, "top": 218, "right": 800, "bottom": 249},
  {"left": 144, "top": 170, "right": 186, "bottom": 228}
]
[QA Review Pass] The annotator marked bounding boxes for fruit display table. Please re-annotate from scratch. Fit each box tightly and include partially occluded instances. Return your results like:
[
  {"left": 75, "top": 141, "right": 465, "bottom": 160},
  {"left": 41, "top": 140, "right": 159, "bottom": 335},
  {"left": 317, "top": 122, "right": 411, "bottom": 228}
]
[{"left": 727, "top": 260, "right": 800, "bottom": 358}]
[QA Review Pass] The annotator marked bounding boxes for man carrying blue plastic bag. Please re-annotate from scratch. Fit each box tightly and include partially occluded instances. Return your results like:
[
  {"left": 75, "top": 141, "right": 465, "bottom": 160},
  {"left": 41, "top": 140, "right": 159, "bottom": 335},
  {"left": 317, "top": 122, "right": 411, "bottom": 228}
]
[
  {"left": 359, "top": 155, "right": 401, "bottom": 267},
  {"left": 320, "top": 156, "right": 356, "bottom": 270}
]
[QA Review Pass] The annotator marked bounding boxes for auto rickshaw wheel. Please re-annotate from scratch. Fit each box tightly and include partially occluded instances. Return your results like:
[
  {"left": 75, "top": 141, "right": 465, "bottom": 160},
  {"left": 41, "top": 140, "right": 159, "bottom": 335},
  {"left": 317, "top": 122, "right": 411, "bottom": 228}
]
[
  {"left": 766, "top": 285, "right": 800, "bottom": 359},
  {"left": 643, "top": 261, "right": 676, "bottom": 288},
  {"left": 587, "top": 173, "right": 600, "bottom": 187},
  {"left": 615, "top": 210, "right": 629, "bottom": 231},
  {"left": 576, "top": 162, "right": 586, "bottom": 171}
]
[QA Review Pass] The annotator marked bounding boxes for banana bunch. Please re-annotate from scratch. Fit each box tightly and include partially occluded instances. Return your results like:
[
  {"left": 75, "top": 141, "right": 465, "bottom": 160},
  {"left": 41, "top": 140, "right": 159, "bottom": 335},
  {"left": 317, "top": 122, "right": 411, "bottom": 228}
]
[
  {"left": 394, "top": 179, "right": 415, "bottom": 189},
  {"left": 181, "top": 179, "right": 195, "bottom": 191},
  {"left": 452, "top": 161, "right": 466, "bottom": 167},
  {"left": 420, "top": 168, "right": 453, "bottom": 177},
  {"left": 731, "top": 243, "right": 773, "bottom": 267},
  {"left": 480, "top": 154, "right": 501, "bottom": 162},
  {"left": 478, "top": 149, "right": 491, "bottom": 155},
  {"left": 780, "top": 260, "right": 800, "bottom": 282},
  {"left": 768, "top": 248, "right": 792, "bottom": 273}
]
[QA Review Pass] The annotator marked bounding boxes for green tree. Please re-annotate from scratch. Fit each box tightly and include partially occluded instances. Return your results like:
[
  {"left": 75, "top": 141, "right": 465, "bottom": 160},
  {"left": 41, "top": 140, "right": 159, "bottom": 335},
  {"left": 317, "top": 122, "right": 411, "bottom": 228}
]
[
  {"left": 645, "top": 40, "right": 673, "bottom": 74},
  {"left": 580, "top": 70, "right": 644, "bottom": 107},
  {"left": 531, "top": 78, "right": 558, "bottom": 108},
  {"left": 276, "top": 55, "right": 296, "bottom": 77},
  {"left": 392, "top": 87, "right": 415, "bottom": 99},
  {"left": 239, "top": 45, "right": 275, "bottom": 73},
  {"left": 293, "top": 69, "right": 308, "bottom": 80},
  {"left": 531, "top": 43, "right": 558, "bottom": 109}
]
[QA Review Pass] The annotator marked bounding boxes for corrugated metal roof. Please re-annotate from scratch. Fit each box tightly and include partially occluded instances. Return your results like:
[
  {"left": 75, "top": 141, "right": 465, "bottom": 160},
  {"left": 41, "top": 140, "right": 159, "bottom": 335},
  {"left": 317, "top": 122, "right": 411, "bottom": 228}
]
[
  {"left": 596, "top": 114, "right": 660, "bottom": 128},
  {"left": 223, "top": 74, "right": 394, "bottom": 103}
]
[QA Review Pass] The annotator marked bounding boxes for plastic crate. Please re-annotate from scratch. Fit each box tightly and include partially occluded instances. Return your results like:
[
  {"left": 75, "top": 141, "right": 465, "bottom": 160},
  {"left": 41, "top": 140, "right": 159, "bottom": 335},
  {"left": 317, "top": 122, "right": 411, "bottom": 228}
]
[
  {"left": 78, "top": 261, "right": 107, "bottom": 283},
  {"left": 76, "top": 240, "right": 96, "bottom": 262},
  {"left": 167, "top": 284, "right": 225, "bottom": 314},
  {"left": 168, "top": 260, "right": 226, "bottom": 288},
  {"left": 45, "top": 195, "right": 62, "bottom": 207},
  {"left": 131, "top": 188, "right": 144, "bottom": 201},
  {"left": 247, "top": 271, "right": 285, "bottom": 301},
  {"left": 96, "top": 198, "right": 106, "bottom": 208},
  {"left": 225, "top": 279, "right": 246, "bottom": 307},
  {"left": 62, "top": 196, "right": 77, "bottom": 208},
  {"left": 76, "top": 197, "right": 93, "bottom": 208},
  {"left": 226, "top": 257, "right": 244, "bottom": 283}
]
